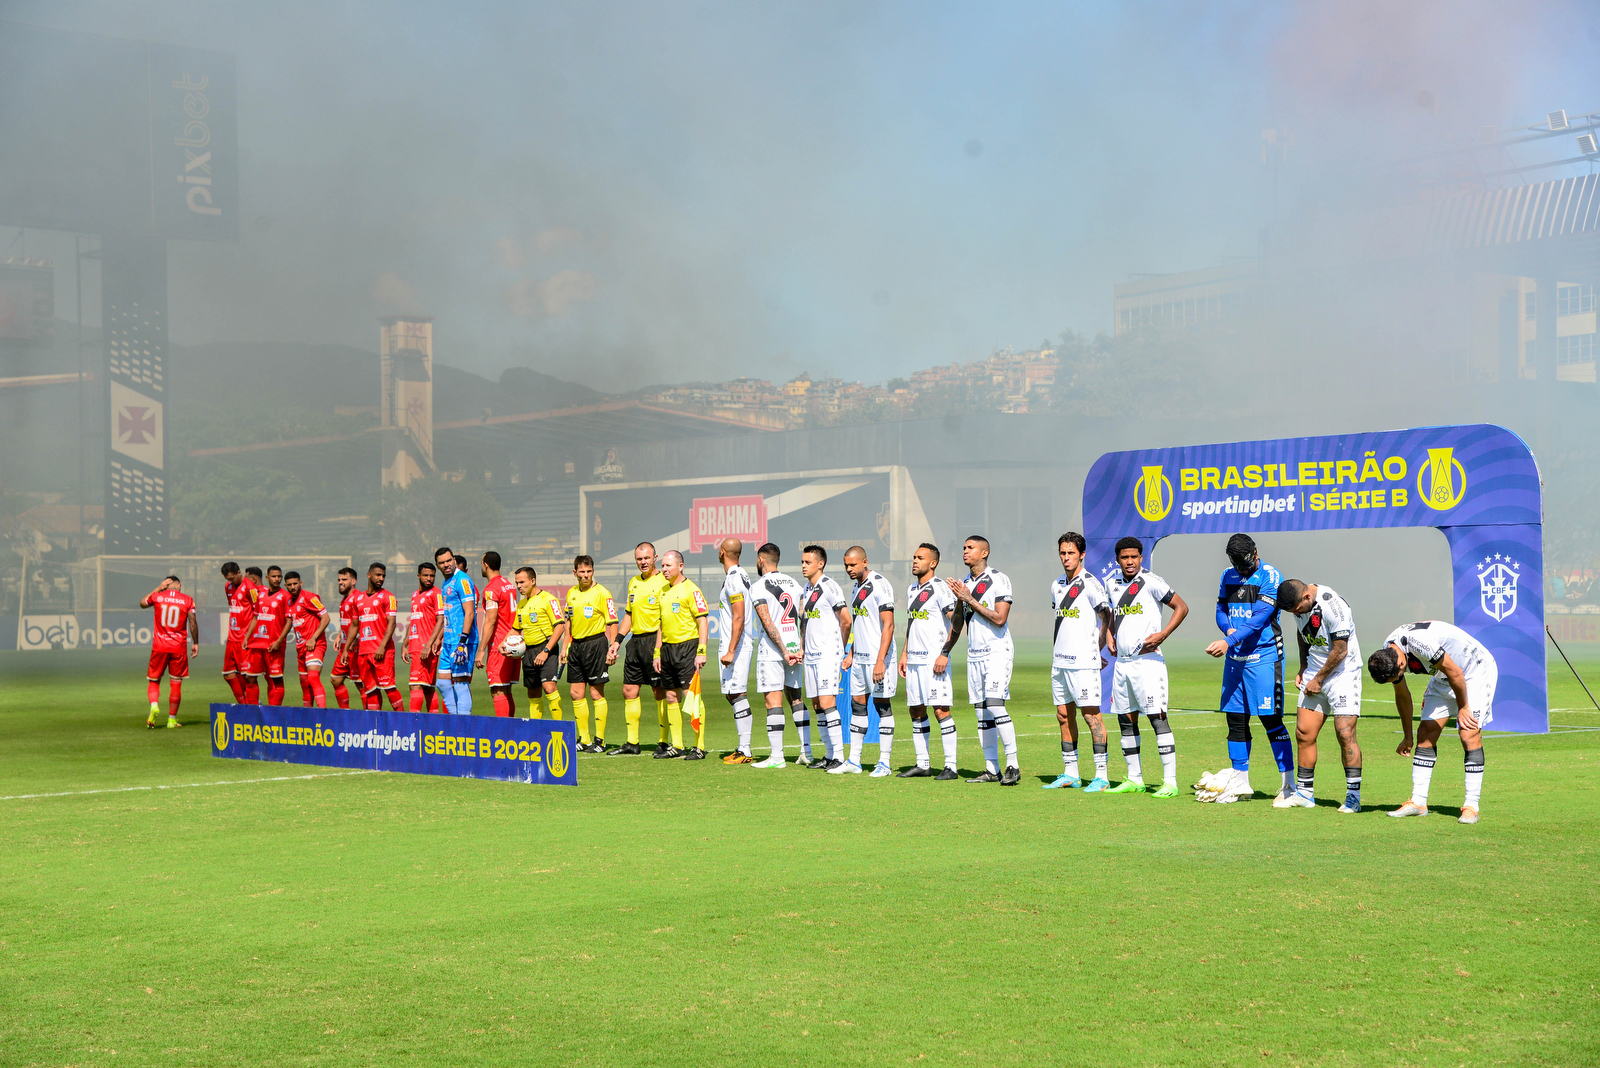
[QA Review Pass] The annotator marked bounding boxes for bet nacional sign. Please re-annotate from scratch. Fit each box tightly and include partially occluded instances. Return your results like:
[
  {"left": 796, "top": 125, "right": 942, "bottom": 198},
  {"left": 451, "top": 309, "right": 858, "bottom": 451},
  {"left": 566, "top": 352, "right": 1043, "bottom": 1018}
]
[{"left": 1083, "top": 424, "right": 1546, "bottom": 733}]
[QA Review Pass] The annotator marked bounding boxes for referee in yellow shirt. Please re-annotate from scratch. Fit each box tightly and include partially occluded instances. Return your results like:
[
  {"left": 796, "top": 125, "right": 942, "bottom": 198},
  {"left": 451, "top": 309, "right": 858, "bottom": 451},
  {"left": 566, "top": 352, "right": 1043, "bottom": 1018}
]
[
  {"left": 563, "top": 555, "right": 619, "bottom": 753},
  {"left": 513, "top": 566, "right": 566, "bottom": 720},
  {"left": 654, "top": 550, "right": 709, "bottom": 759},
  {"left": 618, "top": 542, "right": 671, "bottom": 755}
]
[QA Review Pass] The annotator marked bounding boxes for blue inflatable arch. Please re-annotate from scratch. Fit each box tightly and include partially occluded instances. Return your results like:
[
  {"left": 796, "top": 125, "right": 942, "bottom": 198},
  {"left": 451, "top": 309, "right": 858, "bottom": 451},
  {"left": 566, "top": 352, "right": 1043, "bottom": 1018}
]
[{"left": 1082, "top": 424, "right": 1545, "bottom": 733}]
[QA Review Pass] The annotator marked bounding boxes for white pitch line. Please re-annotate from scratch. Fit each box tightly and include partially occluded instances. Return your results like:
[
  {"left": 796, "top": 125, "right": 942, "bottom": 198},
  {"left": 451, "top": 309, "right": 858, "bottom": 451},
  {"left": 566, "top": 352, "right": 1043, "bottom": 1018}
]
[{"left": 0, "top": 770, "right": 378, "bottom": 802}]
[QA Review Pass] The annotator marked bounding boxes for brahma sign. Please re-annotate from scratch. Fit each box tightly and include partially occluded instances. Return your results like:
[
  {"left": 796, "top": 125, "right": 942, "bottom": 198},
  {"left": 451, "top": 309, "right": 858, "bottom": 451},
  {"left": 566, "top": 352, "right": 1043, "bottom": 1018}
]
[{"left": 689, "top": 495, "right": 766, "bottom": 553}]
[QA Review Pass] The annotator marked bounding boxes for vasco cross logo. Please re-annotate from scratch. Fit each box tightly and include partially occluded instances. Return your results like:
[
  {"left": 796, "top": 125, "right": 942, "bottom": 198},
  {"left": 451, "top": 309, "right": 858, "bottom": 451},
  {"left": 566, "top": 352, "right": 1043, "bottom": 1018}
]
[
  {"left": 1417, "top": 446, "right": 1467, "bottom": 511},
  {"left": 1133, "top": 465, "right": 1173, "bottom": 522}
]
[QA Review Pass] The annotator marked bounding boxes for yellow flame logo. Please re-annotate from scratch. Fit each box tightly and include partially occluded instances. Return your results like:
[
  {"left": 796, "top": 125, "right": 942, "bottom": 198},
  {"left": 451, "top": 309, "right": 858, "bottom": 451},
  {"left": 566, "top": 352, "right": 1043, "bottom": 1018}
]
[
  {"left": 1416, "top": 447, "right": 1467, "bottom": 511},
  {"left": 213, "top": 710, "right": 230, "bottom": 752},
  {"left": 1133, "top": 465, "right": 1173, "bottom": 522},
  {"left": 545, "top": 731, "right": 570, "bottom": 778}
]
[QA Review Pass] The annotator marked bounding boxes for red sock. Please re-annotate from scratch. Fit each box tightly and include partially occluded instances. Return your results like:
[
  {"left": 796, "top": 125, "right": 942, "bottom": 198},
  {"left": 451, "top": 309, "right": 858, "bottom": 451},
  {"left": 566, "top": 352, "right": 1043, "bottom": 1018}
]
[
  {"left": 225, "top": 674, "right": 245, "bottom": 702},
  {"left": 242, "top": 677, "right": 260, "bottom": 703},
  {"left": 363, "top": 690, "right": 379, "bottom": 710},
  {"left": 267, "top": 677, "right": 285, "bottom": 705},
  {"left": 492, "top": 690, "right": 512, "bottom": 717},
  {"left": 168, "top": 680, "right": 183, "bottom": 718},
  {"left": 332, "top": 680, "right": 350, "bottom": 708},
  {"left": 386, "top": 687, "right": 404, "bottom": 712},
  {"left": 430, "top": 689, "right": 441, "bottom": 713},
  {"left": 409, "top": 688, "right": 424, "bottom": 711},
  {"left": 309, "top": 674, "right": 326, "bottom": 707},
  {"left": 147, "top": 680, "right": 161, "bottom": 704},
  {"left": 299, "top": 672, "right": 313, "bottom": 705}
]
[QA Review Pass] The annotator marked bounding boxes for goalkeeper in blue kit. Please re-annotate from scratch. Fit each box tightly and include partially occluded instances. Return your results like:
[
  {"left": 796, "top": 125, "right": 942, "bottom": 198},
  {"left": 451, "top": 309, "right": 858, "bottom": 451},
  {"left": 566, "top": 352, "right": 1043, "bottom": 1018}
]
[{"left": 1203, "top": 534, "right": 1295, "bottom": 801}]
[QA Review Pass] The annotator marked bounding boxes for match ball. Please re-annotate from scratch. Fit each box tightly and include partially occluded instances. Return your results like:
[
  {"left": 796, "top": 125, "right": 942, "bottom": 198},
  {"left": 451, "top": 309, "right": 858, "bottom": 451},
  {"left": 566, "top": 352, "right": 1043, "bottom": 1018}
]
[{"left": 500, "top": 633, "right": 527, "bottom": 658}]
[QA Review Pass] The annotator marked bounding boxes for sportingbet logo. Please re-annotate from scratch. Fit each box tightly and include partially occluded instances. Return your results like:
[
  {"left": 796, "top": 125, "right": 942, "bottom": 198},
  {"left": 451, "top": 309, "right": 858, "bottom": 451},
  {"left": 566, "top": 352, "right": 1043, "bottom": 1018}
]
[
  {"left": 1477, "top": 555, "right": 1519, "bottom": 622},
  {"left": 1418, "top": 447, "right": 1467, "bottom": 511},
  {"left": 1133, "top": 465, "right": 1172, "bottom": 522}
]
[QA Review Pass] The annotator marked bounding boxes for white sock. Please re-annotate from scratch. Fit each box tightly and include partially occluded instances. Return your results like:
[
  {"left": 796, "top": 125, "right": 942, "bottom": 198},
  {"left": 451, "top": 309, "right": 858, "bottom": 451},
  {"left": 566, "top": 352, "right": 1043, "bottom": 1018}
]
[
  {"left": 1153, "top": 716, "right": 1177, "bottom": 785},
  {"left": 1093, "top": 744, "right": 1108, "bottom": 780},
  {"left": 911, "top": 715, "right": 931, "bottom": 767},
  {"left": 732, "top": 697, "right": 752, "bottom": 754},
  {"left": 1412, "top": 746, "right": 1437, "bottom": 804},
  {"left": 1464, "top": 747, "right": 1484, "bottom": 808},
  {"left": 766, "top": 706, "right": 786, "bottom": 757},
  {"left": 849, "top": 701, "right": 869, "bottom": 764},
  {"left": 977, "top": 711, "right": 998, "bottom": 774},
  {"left": 993, "top": 705, "right": 1017, "bottom": 767},
  {"left": 1062, "top": 741, "right": 1078, "bottom": 777},
  {"left": 791, "top": 700, "right": 812, "bottom": 759},
  {"left": 823, "top": 706, "right": 843, "bottom": 760},
  {"left": 938, "top": 715, "right": 959, "bottom": 770},
  {"left": 877, "top": 708, "right": 895, "bottom": 765},
  {"left": 1281, "top": 768, "right": 1295, "bottom": 794}
]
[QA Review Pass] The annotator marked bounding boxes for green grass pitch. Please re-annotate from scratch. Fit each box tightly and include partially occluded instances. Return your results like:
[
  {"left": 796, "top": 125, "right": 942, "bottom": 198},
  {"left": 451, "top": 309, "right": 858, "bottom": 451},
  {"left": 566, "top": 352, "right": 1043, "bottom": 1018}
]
[{"left": 3, "top": 641, "right": 1598, "bottom": 1067}]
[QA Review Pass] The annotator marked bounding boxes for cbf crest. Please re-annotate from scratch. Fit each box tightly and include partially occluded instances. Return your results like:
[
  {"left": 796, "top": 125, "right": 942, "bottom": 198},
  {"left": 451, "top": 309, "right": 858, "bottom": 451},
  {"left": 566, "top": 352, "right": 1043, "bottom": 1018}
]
[{"left": 1477, "top": 555, "right": 1519, "bottom": 622}]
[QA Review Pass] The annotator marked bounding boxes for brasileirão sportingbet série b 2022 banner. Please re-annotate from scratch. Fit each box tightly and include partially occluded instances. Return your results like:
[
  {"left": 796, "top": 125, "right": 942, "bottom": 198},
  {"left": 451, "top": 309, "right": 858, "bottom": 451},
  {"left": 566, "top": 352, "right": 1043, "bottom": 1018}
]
[
  {"left": 210, "top": 704, "right": 578, "bottom": 784},
  {"left": 1082, "top": 423, "right": 1546, "bottom": 733}
]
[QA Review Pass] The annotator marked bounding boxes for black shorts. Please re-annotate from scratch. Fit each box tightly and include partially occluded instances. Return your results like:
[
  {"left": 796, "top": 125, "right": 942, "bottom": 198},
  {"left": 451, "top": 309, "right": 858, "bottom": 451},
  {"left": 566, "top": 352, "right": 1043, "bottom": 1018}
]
[
  {"left": 623, "top": 633, "right": 662, "bottom": 688},
  {"left": 522, "top": 642, "right": 563, "bottom": 688},
  {"left": 566, "top": 634, "right": 610, "bottom": 686},
  {"left": 658, "top": 638, "right": 700, "bottom": 690}
]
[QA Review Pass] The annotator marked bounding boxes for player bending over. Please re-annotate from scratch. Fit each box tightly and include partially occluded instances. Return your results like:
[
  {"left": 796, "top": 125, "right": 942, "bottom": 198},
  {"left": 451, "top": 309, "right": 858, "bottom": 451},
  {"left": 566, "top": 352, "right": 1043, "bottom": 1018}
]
[
  {"left": 1367, "top": 621, "right": 1496, "bottom": 824},
  {"left": 1043, "top": 533, "right": 1112, "bottom": 790},
  {"left": 654, "top": 550, "right": 710, "bottom": 759},
  {"left": 897, "top": 543, "right": 961, "bottom": 779},
  {"left": 513, "top": 566, "right": 567, "bottom": 720},
  {"left": 1102, "top": 537, "right": 1188, "bottom": 796},
  {"left": 220, "top": 563, "right": 260, "bottom": 703},
  {"left": 1272, "top": 579, "right": 1363, "bottom": 812},
  {"left": 403, "top": 562, "right": 445, "bottom": 711},
  {"left": 1204, "top": 534, "right": 1294, "bottom": 801},
  {"left": 328, "top": 567, "right": 360, "bottom": 709},
  {"left": 477, "top": 551, "right": 522, "bottom": 718},
  {"left": 798, "top": 545, "right": 853, "bottom": 772},
  {"left": 842, "top": 545, "right": 897, "bottom": 776},
  {"left": 949, "top": 534, "right": 1020, "bottom": 785},
  {"left": 566, "top": 556, "right": 620, "bottom": 751},
  {"left": 716, "top": 539, "right": 759, "bottom": 764},
  {"left": 750, "top": 543, "right": 809, "bottom": 769},
  {"left": 142, "top": 576, "right": 197, "bottom": 728},
  {"left": 284, "top": 571, "right": 331, "bottom": 707}
]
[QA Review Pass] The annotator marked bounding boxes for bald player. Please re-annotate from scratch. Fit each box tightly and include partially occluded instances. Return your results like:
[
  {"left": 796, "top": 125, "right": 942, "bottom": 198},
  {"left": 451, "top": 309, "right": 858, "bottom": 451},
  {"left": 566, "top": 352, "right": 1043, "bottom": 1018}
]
[{"left": 842, "top": 544, "right": 897, "bottom": 775}]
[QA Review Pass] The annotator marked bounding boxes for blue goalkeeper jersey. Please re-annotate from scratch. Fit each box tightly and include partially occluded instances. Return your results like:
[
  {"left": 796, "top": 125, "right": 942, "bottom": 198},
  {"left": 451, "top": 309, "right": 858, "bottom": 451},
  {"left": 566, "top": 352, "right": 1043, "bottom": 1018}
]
[
  {"left": 441, "top": 570, "right": 477, "bottom": 648},
  {"left": 1215, "top": 562, "right": 1283, "bottom": 663}
]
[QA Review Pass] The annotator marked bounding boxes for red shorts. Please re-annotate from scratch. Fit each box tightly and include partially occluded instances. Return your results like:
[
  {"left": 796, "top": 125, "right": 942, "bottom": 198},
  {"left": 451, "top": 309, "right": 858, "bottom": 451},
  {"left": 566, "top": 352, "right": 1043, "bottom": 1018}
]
[
  {"left": 223, "top": 641, "right": 249, "bottom": 675},
  {"left": 266, "top": 647, "right": 287, "bottom": 679},
  {"left": 242, "top": 647, "right": 268, "bottom": 676},
  {"left": 486, "top": 647, "right": 521, "bottom": 686},
  {"left": 331, "top": 644, "right": 353, "bottom": 678},
  {"left": 357, "top": 646, "right": 397, "bottom": 693},
  {"left": 300, "top": 637, "right": 328, "bottom": 670},
  {"left": 409, "top": 642, "right": 440, "bottom": 685},
  {"left": 149, "top": 646, "right": 190, "bottom": 681}
]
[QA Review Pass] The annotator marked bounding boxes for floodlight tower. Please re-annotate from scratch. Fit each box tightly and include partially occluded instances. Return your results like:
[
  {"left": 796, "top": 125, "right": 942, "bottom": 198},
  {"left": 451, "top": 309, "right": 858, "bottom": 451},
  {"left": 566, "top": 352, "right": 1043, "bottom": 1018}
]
[{"left": 378, "top": 316, "right": 434, "bottom": 489}]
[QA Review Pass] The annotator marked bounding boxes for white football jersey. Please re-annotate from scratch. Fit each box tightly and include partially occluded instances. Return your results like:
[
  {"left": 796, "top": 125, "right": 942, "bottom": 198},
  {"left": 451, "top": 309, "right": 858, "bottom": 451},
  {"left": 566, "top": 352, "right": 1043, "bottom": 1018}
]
[
  {"left": 959, "top": 567, "right": 1013, "bottom": 659},
  {"left": 1293, "top": 584, "right": 1360, "bottom": 676},
  {"left": 904, "top": 576, "right": 958, "bottom": 664},
  {"left": 718, "top": 564, "right": 754, "bottom": 656},
  {"left": 801, "top": 574, "right": 849, "bottom": 661},
  {"left": 849, "top": 570, "right": 897, "bottom": 663},
  {"left": 1384, "top": 620, "right": 1493, "bottom": 681},
  {"left": 1050, "top": 570, "right": 1110, "bottom": 669},
  {"left": 1104, "top": 568, "right": 1175, "bottom": 662},
  {"left": 752, "top": 571, "right": 805, "bottom": 662}
]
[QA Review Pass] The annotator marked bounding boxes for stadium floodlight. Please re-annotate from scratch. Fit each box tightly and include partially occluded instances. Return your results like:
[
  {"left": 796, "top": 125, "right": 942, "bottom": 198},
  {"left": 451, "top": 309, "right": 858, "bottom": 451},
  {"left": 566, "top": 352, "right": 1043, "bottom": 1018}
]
[
  {"left": 1578, "top": 133, "right": 1598, "bottom": 157},
  {"left": 1549, "top": 109, "right": 1569, "bottom": 131}
]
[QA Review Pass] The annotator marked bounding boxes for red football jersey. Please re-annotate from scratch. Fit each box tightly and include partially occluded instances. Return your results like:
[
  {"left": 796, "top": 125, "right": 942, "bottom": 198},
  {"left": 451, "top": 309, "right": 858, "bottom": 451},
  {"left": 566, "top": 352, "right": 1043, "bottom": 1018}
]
[
  {"left": 337, "top": 589, "right": 361, "bottom": 646},
  {"left": 482, "top": 575, "right": 518, "bottom": 648},
  {"left": 226, "top": 579, "right": 259, "bottom": 645},
  {"left": 357, "top": 588, "right": 398, "bottom": 654},
  {"left": 291, "top": 590, "right": 329, "bottom": 646},
  {"left": 149, "top": 589, "right": 195, "bottom": 654},
  {"left": 409, "top": 587, "right": 444, "bottom": 647},
  {"left": 250, "top": 587, "right": 293, "bottom": 650}
]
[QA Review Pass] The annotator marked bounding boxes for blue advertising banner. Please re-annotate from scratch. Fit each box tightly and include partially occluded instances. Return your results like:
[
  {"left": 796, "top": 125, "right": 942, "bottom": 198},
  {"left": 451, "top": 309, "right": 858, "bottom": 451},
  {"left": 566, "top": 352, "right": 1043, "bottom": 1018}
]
[
  {"left": 210, "top": 705, "right": 577, "bottom": 785},
  {"left": 1083, "top": 424, "right": 1546, "bottom": 733}
]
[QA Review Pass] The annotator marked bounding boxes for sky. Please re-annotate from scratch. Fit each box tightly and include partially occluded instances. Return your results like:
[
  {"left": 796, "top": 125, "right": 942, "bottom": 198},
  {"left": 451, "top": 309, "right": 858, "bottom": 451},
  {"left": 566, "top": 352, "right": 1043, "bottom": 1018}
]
[{"left": 3, "top": 0, "right": 1596, "bottom": 386}]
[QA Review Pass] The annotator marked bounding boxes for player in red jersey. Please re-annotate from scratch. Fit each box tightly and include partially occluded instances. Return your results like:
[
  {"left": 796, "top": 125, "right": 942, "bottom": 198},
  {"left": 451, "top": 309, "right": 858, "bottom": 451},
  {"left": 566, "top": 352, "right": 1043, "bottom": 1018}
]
[
  {"left": 241, "top": 566, "right": 270, "bottom": 699},
  {"left": 476, "top": 550, "right": 521, "bottom": 716},
  {"left": 252, "top": 565, "right": 294, "bottom": 705},
  {"left": 342, "top": 562, "right": 404, "bottom": 711},
  {"left": 220, "top": 562, "right": 261, "bottom": 703},
  {"left": 404, "top": 562, "right": 447, "bottom": 711},
  {"left": 141, "top": 576, "right": 198, "bottom": 728},
  {"left": 284, "top": 571, "right": 331, "bottom": 707},
  {"left": 327, "top": 567, "right": 360, "bottom": 709}
]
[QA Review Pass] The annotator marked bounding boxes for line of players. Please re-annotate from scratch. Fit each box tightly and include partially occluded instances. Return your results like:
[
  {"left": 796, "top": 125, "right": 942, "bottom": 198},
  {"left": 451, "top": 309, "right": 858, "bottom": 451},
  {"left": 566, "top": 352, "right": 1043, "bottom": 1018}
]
[{"left": 138, "top": 528, "right": 1495, "bottom": 819}]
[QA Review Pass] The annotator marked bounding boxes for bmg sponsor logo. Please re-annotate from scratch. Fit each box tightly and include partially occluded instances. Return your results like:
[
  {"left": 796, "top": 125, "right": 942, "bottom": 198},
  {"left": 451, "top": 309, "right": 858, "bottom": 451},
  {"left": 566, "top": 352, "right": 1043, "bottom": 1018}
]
[{"left": 19, "top": 615, "right": 153, "bottom": 651}]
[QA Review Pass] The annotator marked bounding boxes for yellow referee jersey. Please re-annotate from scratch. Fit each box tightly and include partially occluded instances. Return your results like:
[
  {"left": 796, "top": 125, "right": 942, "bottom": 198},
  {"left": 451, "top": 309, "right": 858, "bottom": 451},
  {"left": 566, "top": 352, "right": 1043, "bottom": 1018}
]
[
  {"left": 514, "top": 589, "right": 562, "bottom": 645},
  {"left": 625, "top": 572, "right": 670, "bottom": 634},
  {"left": 565, "top": 583, "right": 617, "bottom": 640},
  {"left": 659, "top": 579, "right": 708, "bottom": 644}
]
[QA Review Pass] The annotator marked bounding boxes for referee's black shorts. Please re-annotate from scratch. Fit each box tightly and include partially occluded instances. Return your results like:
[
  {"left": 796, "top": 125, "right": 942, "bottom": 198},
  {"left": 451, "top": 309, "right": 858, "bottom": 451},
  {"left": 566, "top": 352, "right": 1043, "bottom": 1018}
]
[
  {"left": 566, "top": 633, "right": 609, "bottom": 686},
  {"left": 623, "top": 633, "right": 662, "bottom": 688},
  {"left": 657, "top": 638, "right": 699, "bottom": 690},
  {"left": 521, "top": 641, "right": 563, "bottom": 688}
]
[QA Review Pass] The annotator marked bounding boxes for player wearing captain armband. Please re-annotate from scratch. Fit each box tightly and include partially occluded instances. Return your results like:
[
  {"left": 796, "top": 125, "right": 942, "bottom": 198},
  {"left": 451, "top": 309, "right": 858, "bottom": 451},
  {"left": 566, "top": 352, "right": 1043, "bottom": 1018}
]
[
  {"left": 141, "top": 576, "right": 198, "bottom": 728},
  {"left": 1203, "top": 534, "right": 1294, "bottom": 802},
  {"left": 512, "top": 566, "right": 566, "bottom": 721},
  {"left": 1274, "top": 579, "right": 1363, "bottom": 813},
  {"left": 1102, "top": 537, "right": 1189, "bottom": 797},
  {"left": 1368, "top": 621, "right": 1497, "bottom": 825},
  {"left": 842, "top": 545, "right": 897, "bottom": 776},
  {"left": 1043, "top": 533, "right": 1112, "bottom": 790}
]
